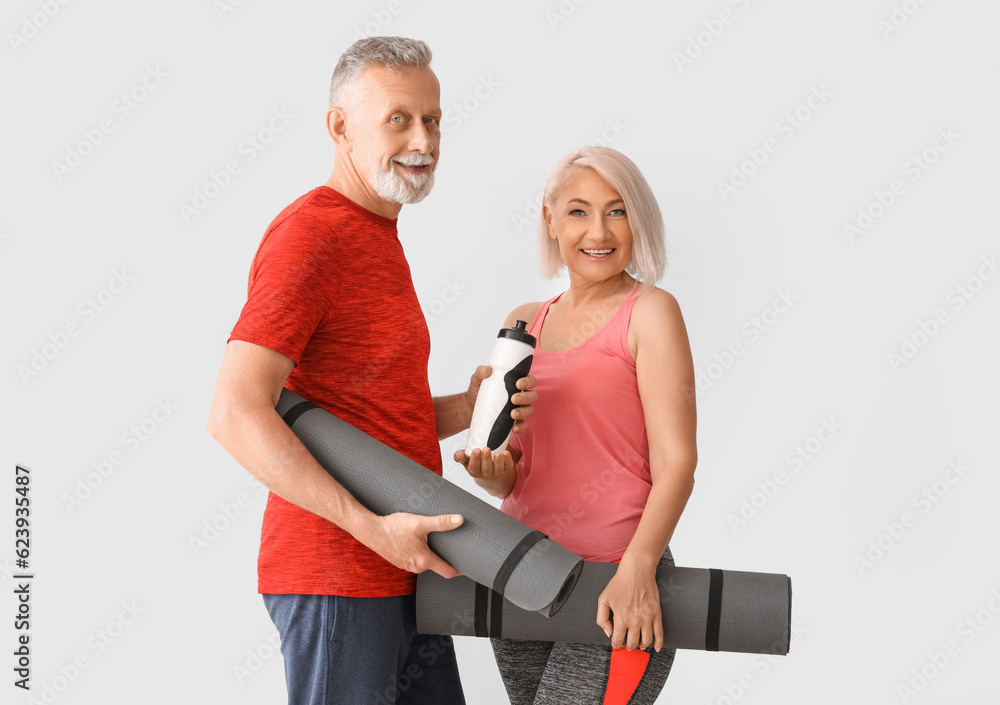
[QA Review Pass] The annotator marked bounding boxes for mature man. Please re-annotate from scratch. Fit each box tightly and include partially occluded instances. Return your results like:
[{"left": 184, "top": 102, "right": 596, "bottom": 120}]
[{"left": 206, "top": 37, "right": 536, "bottom": 704}]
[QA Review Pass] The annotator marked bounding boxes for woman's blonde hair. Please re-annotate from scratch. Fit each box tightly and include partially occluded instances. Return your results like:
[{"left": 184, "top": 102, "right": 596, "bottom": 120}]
[{"left": 538, "top": 146, "right": 666, "bottom": 293}]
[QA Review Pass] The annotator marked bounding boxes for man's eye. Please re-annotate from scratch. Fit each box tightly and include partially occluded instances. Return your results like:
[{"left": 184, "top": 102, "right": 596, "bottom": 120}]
[
  {"left": 424, "top": 117, "right": 440, "bottom": 125},
  {"left": 391, "top": 116, "right": 404, "bottom": 123}
]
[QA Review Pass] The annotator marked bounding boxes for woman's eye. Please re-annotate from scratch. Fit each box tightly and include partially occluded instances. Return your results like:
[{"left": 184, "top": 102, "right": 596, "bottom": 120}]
[
  {"left": 609, "top": 209, "right": 626, "bottom": 217},
  {"left": 569, "top": 208, "right": 585, "bottom": 216}
]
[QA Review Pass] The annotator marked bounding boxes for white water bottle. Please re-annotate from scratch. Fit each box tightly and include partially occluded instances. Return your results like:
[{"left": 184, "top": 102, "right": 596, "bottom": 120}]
[{"left": 465, "top": 320, "right": 536, "bottom": 455}]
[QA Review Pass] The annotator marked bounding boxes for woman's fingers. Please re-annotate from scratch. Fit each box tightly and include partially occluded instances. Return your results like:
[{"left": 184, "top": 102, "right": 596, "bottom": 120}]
[{"left": 458, "top": 448, "right": 515, "bottom": 480}]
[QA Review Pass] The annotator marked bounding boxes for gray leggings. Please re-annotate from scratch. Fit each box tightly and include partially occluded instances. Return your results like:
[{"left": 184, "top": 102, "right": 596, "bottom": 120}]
[{"left": 490, "top": 548, "right": 676, "bottom": 705}]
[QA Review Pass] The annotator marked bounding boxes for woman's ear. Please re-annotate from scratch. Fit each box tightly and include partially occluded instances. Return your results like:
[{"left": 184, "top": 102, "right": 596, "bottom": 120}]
[{"left": 542, "top": 204, "right": 556, "bottom": 240}]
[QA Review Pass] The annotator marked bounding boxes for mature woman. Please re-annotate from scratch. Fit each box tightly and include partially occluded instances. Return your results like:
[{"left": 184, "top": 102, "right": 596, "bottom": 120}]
[{"left": 457, "top": 146, "right": 698, "bottom": 704}]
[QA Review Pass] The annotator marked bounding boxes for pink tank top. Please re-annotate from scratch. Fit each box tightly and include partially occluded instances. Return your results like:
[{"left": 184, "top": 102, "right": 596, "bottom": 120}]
[{"left": 502, "top": 283, "right": 651, "bottom": 561}]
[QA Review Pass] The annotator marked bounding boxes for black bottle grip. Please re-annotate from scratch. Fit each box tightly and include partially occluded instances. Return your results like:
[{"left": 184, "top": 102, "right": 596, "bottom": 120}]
[{"left": 485, "top": 354, "right": 534, "bottom": 450}]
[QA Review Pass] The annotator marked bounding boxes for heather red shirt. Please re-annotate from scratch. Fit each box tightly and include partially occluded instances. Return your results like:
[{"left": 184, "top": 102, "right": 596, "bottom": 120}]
[{"left": 229, "top": 186, "right": 441, "bottom": 597}]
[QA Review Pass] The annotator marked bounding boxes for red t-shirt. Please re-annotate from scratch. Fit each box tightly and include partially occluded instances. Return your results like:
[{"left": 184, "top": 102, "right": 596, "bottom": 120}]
[{"left": 228, "top": 186, "right": 441, "bottom": 597}]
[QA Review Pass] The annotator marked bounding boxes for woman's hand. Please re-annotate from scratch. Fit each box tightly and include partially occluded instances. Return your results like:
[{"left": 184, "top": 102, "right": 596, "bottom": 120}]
[
  {"left": 596, "top": 556, "right": 663, "bottom": 652},
  {"left": 463, "top": 366, "right": 539, "bottom": 434},
  {"left": 454, "top": 446, "right": 518, "bottom": 499}
]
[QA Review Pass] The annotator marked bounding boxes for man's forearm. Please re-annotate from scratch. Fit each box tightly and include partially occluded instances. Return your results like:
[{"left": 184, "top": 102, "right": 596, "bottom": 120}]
[
  {"left": 432, "top": 392, "right": 472, "bottom": 440},
  {"left": 208, "top": 404, "right": 379, "bottom": 542}
]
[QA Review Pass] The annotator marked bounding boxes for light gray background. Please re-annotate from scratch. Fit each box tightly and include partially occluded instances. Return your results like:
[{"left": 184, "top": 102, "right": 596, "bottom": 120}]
[{"left": 2, "top": 0, "right": 998, "bottom": 703}]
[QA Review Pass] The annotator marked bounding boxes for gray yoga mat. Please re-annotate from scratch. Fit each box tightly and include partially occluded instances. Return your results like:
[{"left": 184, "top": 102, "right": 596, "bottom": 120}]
[
  {"left": 416, "top": 562, "right": 792, "bottom": 655},
  {"left": 276, "top": 388, "right": 584, "bottom": 617}
]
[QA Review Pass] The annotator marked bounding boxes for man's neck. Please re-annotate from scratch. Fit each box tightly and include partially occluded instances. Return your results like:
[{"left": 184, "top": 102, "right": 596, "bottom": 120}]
[{"left": 325, "top": 161, "right": 401, "bottom": 220}]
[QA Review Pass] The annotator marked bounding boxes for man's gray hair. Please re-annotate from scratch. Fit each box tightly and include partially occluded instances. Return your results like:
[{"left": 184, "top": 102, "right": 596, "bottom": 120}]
[{"left": 329, "top": 36, "right": 432, "bottom": 111}]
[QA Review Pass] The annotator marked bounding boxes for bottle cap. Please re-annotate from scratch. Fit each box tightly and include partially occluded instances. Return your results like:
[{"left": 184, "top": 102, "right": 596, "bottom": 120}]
[{"left": 497, "top": 320, "right": 536, "bottom": 347}]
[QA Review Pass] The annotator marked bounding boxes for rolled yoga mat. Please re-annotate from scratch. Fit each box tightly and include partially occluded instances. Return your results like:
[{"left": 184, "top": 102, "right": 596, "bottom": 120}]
[
  {"left": 276, "top": 388, "right": 584, "bottom": 617},
  {"left": 416, "top": 561, "right": 792, "bottom": 655}
]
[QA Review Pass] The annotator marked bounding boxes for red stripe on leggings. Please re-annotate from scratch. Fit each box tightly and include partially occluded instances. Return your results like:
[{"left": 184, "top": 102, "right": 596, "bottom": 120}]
[{"left": 603, "top": 647, "right": 650, "bottom": 705}]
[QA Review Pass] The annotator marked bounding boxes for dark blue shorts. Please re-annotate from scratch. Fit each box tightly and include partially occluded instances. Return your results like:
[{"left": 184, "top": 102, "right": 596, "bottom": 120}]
[{"left": 263, "top": 592, "right": 466, "bottom": 705}]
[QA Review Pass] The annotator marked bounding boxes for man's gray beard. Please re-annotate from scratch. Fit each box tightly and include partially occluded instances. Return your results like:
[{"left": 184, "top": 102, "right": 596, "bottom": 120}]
[{"left": 359, "top": 152, "right": 435, "bottom": 204}]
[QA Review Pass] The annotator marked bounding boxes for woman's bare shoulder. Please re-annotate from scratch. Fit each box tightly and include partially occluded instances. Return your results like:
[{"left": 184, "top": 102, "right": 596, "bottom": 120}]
[
  {"left": 628, "top": 287, "right": 687, "bottom": 357},
  {"left": 504, "top": 301, "right": 545, "bottom": 329},
  {"left": 632, "top": 286, "right": 682, "bottom": 322}
]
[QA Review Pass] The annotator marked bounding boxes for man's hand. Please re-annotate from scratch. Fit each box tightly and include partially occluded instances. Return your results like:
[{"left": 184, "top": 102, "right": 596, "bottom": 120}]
[
  {"left": 465, "top": 366, "right": 539, "bottom": 434},
  {"left": 362, "top": 512, "right": 465, "bottom": 578}
]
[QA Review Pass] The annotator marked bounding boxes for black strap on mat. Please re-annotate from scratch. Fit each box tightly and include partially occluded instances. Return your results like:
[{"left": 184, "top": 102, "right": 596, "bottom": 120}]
[
  {"left": 492, "top": 530, "right": 547, "bottom": 594},
  {"left": 489, "top": 588, "right": 505, "bottom": 639},
  {"left": 485, "top": 530, "right": 547, "bottom": 640},
  {"left": 473, "top": 583, "right": 489, "bottom": 638},
  {"left": 705, "top": 568, "right": 724, "bottom": 652},
  {"left": 282, "top": 401, "right": 318, "bottom": 428}
]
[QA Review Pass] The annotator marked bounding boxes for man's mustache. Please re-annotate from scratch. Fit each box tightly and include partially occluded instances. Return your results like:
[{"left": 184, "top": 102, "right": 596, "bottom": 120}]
[{"left": 393, "top": 155, "right": 434, "bottom": 167}]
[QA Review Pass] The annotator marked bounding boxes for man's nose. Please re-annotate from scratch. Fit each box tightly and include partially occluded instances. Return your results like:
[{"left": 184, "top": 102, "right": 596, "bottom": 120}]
[{"left": 408, "top": 123, "right": 434, "bottom": 154}]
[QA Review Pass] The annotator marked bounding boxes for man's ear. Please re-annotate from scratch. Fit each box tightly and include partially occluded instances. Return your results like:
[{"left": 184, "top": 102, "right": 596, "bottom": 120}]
[{"left": 326, "top": 107, "right": 351, "bottom": 151}]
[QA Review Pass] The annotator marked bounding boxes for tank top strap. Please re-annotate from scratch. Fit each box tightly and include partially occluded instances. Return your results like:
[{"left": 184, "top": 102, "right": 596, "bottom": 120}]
[
  {"left": 605, "top": 282, "right": 641, "bottom": 363},
  {"left": 526, "top": 292, "right": 562, "bottom": 340}
]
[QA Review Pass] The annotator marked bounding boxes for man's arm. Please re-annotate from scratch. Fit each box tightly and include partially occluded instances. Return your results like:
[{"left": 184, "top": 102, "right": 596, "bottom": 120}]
[
  {"left": 432, "top": 366, "right": 486, "bottom": 440},
  {"left": 205, "top": 340, "right": 463, "bottom": 577}
]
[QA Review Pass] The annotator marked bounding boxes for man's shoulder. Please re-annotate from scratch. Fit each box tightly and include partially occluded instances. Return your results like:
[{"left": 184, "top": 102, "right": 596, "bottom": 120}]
[
  {"left": 266, "top": 187, "right": 387, "bottom": 243},
  {"left": 269, "top": 187, "right": 341, "bottom": 232}
]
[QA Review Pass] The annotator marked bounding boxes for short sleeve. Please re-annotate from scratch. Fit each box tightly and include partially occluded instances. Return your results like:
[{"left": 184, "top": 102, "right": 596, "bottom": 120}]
[{"left": 228, "top": 215, "right": 340, "bottom": 365}]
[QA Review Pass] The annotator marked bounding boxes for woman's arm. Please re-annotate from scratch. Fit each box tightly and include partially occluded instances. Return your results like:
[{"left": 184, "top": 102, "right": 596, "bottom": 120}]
[{"left": 596, "top": 288, "right": 698, "bottom": 651}]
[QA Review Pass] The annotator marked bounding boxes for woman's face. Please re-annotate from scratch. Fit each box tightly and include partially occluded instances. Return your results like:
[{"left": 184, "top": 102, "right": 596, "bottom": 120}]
[{"left": 544, "top": 168, "right": 633, "bottom": 284}]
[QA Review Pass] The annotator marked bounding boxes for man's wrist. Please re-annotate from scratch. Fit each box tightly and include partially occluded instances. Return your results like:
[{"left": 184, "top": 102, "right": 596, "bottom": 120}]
[{"left": 340, "top": 504, "right": 380, "bottom": 547}]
